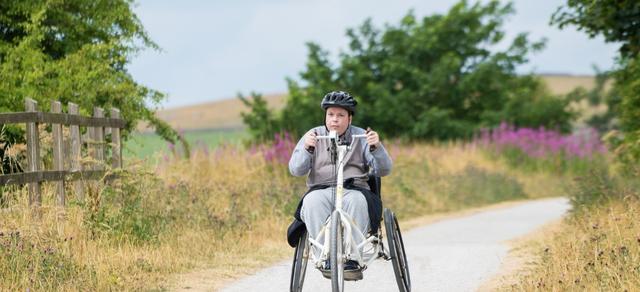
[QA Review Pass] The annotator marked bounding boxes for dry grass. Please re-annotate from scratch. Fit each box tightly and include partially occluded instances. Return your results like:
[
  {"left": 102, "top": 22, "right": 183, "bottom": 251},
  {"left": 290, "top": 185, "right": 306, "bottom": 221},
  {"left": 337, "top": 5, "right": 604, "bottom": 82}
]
[
  {"left": 0, "top": 142, "right": 571, "bottom": 290},
  {"left": 1, "top": 149, "right": 301, "bottom": 291},
  {"left": 501, "top": 197, "right": 640, "bottom": 291}
]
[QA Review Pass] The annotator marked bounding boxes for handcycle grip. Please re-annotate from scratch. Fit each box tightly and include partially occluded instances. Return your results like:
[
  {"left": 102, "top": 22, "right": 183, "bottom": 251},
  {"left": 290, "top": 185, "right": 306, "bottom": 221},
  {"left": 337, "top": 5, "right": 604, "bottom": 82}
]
[{"left": 315, "top": 132, "right": 368, "bottom": 140}]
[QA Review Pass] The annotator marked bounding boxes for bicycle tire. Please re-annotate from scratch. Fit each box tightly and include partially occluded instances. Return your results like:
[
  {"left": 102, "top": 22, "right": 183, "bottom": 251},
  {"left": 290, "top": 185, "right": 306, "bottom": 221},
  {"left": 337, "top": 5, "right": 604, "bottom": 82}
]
[
  {"left": 290, "top": 231, "right": 309, "bottom": 292},
  {"left": 330, "top": 210, "right": 344, "bottom": 292},
  {"left": 384, "top": 208, "right": 411, "bottom": 292}
]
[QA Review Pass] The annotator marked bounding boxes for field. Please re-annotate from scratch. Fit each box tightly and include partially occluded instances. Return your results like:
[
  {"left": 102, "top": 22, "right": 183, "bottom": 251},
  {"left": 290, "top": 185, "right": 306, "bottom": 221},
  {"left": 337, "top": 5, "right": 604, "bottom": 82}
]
[
  {"left": 539, "top": 74, "right": 606, "bottom": 95},
  {"left": 135, "top": 93, "right": 285, "bottom": 133},
  {"left": 124, "top": 129, "right": 247, "bottom": 159}
]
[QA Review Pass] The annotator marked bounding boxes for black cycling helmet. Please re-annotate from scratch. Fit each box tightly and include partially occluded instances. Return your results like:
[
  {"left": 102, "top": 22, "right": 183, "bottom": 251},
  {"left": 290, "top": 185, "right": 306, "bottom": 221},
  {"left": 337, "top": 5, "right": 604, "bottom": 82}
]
[{"left": 320, "top": 91, "right": 357, "bottom": 115}]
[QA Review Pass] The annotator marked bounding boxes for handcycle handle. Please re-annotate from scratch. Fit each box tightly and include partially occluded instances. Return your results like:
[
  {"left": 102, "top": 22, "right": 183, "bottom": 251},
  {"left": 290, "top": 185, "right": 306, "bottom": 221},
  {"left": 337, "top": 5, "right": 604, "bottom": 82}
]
[
  {"left": 315, "top": 131, "right": 372, "bottom": 149},
  {"left": 315, "top": 130, "right": 368, "bottom": 140}
]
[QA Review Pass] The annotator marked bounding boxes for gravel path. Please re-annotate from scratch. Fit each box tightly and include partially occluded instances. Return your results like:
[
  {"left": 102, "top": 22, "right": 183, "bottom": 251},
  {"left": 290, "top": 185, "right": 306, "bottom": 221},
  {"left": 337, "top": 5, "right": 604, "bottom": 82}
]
[{"left": 220, "top": 197, "right": 570, "bottom": 292}]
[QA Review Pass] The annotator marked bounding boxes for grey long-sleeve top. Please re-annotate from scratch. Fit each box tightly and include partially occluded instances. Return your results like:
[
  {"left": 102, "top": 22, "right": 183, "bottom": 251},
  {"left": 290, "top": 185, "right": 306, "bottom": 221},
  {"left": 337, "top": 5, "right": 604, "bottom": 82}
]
[{"left": 288, "top": 126, "right": 393, "bottom": 189}]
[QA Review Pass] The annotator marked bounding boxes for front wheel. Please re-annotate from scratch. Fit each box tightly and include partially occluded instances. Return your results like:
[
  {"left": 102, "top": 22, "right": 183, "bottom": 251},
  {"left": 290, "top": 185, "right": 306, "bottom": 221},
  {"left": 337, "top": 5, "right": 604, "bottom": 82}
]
[
  {"left": 330, "top": 210, "right": 344, "bottom": 292},
  {"left": 384, "top": 208, "right": 411, "bottom": 292},
  {"left": 290, "top": 231, "right": 309, "bottom": 292}
]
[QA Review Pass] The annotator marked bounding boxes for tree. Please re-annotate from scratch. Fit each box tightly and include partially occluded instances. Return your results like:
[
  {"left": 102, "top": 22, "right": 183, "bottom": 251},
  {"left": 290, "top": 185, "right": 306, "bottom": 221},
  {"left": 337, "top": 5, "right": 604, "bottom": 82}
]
[
  {"left": 563, "top": 67, "right": 620, "bottom": 133},
  {"left": 239, "top": 93, "right": 279, "bottom": 143},
  {"left": 242, "top": 0, "right": 574, "bottom": 141},
  {"left": 552, "top": 0, "right": 640, "bottom": 58},
  {"left": 0, "top": 0, "right": 188, "bottom": 168},
  {"left": 552, "top": 0, "right": 640, "bottom": 167}
]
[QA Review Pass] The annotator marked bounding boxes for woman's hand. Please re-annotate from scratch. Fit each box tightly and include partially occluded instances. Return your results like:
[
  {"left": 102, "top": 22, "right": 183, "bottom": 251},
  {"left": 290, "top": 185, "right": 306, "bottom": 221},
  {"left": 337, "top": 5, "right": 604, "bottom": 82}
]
[
  {"left": 304, "top": 130, "right": 317, "bottom": 151},
  {"left": 366, "top": 127, "right": 381, "bottom": 149}
]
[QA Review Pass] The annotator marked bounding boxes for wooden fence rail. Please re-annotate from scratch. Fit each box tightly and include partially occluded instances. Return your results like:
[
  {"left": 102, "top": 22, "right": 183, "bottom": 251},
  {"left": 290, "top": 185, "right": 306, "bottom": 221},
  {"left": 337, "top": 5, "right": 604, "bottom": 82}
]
[{"left": 0, "top": 98, "right": 125, "bottom": 207}]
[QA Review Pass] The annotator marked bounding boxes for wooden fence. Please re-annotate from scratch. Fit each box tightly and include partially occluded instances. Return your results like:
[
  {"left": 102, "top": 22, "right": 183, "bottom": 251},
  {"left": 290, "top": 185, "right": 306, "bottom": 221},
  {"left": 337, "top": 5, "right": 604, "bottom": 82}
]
[{"left": 0, "top": 98, "right": 126, "bottom": 208}]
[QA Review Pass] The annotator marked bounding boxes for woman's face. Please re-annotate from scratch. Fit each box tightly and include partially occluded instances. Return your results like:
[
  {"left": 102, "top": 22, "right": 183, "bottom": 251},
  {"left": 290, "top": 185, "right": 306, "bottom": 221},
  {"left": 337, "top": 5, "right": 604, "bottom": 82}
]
[{"left": 325, "top": 106, "right": 352, "bottom": 135}]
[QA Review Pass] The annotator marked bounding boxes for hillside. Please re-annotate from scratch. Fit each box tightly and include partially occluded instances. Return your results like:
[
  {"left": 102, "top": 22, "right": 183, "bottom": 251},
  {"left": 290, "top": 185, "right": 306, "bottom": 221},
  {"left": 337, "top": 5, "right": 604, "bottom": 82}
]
[
  {"left": 138, "top": 74, "right": 601, "bottom": 133},
  {"left": 136, "top": 93, "right": 286, "bottom": 132}
]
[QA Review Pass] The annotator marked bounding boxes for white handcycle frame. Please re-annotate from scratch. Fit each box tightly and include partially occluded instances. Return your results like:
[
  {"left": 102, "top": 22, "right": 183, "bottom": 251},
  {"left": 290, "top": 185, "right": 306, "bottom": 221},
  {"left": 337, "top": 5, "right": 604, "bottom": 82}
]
[{"left": 307, "top": 130, "right": 390, "bottom": 273}]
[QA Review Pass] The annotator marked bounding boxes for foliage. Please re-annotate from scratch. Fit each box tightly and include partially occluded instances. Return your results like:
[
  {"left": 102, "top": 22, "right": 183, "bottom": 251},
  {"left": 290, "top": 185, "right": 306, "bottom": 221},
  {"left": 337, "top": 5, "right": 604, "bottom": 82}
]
[
  {"left": 239, "top": 93, "right": 280, "bottom": 143},
  {"left": 242, "top": 0, "right": 576, "bottom": 141},
  {"left": 564, "top": 67, "right": 621, "bottom": 133},
  {"left": 491, "top": 76, "right": 576, "bottom": 133},
  {"left": 551, "top": 0, "right": 640, "bottom": 58},
  {"left": 0, "top": 0, "right": 187, "bottom": 165},
  {"left": 610, "top": 56, "right": 640, "bottom": 167},
  {"left": 552, "top": 0, "right": 640, "bottom": 168}
]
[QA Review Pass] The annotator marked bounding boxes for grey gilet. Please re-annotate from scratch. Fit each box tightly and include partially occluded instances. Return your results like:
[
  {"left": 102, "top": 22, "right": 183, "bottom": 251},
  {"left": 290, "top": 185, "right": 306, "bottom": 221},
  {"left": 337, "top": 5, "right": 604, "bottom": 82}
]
[{"left": 288, "top": 125, "right": 393, "bottom": 189}]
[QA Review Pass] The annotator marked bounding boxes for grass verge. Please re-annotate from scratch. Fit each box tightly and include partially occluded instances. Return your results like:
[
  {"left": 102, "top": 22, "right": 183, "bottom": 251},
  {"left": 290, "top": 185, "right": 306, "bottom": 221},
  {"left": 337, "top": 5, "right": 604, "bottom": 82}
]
[{"left": 496, "top": 169, "right": 640, "bottom": 291}]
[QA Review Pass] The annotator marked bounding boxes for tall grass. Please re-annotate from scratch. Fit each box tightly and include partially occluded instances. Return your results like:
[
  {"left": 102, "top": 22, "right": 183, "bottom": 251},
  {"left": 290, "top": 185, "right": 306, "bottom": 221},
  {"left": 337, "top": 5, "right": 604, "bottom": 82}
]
[
  {"left": 0, "top": 133, "right": 569, "bottom": 290},
  {"left": 0, "top": 147, "right": 302, "bottom": 290},
  {"left": 508, "top": 185, "right": 640, "bottom": 290},
  {"left": 495, "top": 132, "right": 640, "bottom": 291}
]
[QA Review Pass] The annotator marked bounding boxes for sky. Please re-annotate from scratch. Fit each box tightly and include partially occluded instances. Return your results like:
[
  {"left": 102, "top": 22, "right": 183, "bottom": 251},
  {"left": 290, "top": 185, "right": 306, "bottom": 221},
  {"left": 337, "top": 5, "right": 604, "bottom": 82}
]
[{"left": 126, "top": 0, "right": 619, "bottom": 109}]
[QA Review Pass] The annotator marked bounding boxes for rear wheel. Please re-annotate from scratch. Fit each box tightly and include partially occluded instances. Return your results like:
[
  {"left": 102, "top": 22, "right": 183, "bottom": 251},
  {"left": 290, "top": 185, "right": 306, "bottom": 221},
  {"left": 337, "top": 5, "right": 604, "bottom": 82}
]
[
  {"left": 384, "top": 208, "right": 411, "bottom": 292},
  {"left": 290, "top": 231, "right": 309, "bottom": 292},
  {"left": 330, "top": 210, "right": 344, "bottom": 292}
]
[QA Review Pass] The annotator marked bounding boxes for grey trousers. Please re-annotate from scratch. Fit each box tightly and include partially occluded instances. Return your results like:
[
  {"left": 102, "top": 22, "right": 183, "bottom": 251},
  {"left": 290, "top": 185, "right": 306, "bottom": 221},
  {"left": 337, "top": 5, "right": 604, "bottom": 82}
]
[{"left": 300, "top": 188, "right": 370, "bottom": 258}]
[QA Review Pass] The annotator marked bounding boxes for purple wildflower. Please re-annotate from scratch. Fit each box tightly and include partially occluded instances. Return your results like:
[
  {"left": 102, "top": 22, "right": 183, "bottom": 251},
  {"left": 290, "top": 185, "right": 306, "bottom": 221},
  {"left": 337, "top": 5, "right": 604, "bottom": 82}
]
[{"left": 476, "top": 123, "right": 605, "bottom": 160}]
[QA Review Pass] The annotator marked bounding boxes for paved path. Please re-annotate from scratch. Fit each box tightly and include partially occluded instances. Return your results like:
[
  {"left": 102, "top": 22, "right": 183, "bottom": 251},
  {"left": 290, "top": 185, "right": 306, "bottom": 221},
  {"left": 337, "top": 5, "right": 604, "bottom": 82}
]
[{"left": 221, "top": 198, "right": 570, "bottom": 292}]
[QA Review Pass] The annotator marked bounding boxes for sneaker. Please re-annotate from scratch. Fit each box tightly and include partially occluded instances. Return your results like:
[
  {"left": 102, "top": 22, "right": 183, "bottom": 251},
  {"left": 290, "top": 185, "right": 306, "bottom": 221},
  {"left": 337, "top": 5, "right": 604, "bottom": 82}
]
[
  {"left": 343, "top": 260, "right": 363, "bottom": 281},
  {"left": 320, "top": 260, "right": 363, "bottom": 281},
  {"left": 320, "top": 260, "right": 331, "bottom": 279}
]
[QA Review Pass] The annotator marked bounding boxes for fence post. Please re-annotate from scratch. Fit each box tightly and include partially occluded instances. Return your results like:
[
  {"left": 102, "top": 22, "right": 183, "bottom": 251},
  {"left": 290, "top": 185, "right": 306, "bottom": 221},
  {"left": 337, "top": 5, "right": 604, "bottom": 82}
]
[
  {"left": 25, "top": 98, "right": 41, "bottom": 209},
  {"left": 68, "top": 102, "right": 84, "bottom": 201},
  {"left": 110, "top": 108, "right": 122, "bottom": 169},
  {"left": 51, "top": 101, "right": 65, "bottom": 206},
  {"left": 93, "top": 108, "right": 105, "bottom": 171}
]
